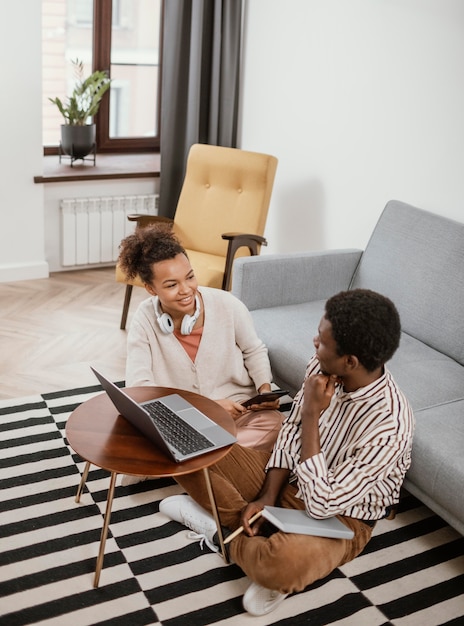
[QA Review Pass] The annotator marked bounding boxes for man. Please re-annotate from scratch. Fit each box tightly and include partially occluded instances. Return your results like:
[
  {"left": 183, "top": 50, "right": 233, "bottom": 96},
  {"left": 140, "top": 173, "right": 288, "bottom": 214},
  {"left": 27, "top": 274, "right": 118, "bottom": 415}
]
[{"left": 159, "top": 289, "right": 415, "bottom": 616}]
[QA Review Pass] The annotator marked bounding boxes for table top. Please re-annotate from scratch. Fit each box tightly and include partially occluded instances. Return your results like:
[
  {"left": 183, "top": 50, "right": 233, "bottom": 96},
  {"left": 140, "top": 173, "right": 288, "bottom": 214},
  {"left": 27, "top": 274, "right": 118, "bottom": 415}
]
[{"left": 66, "top": 386, "right": 236, "bottom": 478}]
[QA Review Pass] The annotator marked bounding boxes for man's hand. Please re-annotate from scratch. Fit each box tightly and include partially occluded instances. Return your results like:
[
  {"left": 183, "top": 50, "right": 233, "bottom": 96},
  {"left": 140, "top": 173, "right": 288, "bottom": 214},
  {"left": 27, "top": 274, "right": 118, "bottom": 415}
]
[
  {"left": 300, "top": 373, "right": 339, "bottom": 461},
  {"left": 239, "top": 468, "right": 291, "bottom": 536},
  {"left": 240, "top": 501, "right": 267, "bottom": 536},
  {"left": 303, "top": 373, "right": 339, "bottom": 415}
]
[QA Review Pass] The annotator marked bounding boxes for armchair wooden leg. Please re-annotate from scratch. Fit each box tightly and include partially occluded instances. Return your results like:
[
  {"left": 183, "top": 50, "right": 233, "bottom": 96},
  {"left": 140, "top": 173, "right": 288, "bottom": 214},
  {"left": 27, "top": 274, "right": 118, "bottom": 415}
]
[{"left": 120, "top": 285, "right": 133, "bottom": 330}]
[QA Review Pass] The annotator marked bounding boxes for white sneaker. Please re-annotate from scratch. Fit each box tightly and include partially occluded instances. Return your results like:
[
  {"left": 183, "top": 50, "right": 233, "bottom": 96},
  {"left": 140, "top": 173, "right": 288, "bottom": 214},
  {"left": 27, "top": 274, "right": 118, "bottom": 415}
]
[
  {"left": 120, "top": 474, "right": 148, "bottom": 487},
  {"left": 159, "top": 494, "right": 219, "bottom": 552},
  {"left": 242, "top": 581, "right": 289, "bottom": 616}
]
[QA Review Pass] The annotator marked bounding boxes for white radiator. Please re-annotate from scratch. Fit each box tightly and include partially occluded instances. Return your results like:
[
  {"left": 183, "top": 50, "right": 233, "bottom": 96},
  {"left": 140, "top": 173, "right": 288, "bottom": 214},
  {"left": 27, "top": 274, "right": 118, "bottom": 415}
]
[{"left": 60, "top": 194, "right": 159, "bottom": 266}]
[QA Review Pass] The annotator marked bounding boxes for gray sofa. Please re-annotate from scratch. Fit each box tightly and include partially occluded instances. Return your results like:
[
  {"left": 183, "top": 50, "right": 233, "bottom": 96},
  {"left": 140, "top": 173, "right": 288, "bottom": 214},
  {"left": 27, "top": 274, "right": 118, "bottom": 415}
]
[{"left": 231, "top": 199, "right": 464, "bottom": 537}]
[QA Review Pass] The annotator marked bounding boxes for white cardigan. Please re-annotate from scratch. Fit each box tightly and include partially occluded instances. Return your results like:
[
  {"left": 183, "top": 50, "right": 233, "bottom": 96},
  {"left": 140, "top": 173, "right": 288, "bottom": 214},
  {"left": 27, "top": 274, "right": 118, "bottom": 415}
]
[{"left": 125, "top": 287, "right": 273, "bottom": 402}]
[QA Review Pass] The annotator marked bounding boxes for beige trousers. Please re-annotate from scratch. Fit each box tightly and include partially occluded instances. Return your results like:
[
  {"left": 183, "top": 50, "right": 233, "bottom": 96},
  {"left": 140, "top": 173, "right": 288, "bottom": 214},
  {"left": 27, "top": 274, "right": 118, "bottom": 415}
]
[{"left": 234, "top": 409, "right": 283, "bottom": 452}]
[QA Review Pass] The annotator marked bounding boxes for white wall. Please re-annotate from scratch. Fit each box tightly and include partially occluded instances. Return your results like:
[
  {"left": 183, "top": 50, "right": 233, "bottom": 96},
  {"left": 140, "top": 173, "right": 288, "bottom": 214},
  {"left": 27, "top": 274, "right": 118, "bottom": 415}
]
[
  {"left": 239, "top": 0, "right": 464, "bottom": 254},
  {"left": 0, "top": 2, "right": 47, "bottom": 281}
]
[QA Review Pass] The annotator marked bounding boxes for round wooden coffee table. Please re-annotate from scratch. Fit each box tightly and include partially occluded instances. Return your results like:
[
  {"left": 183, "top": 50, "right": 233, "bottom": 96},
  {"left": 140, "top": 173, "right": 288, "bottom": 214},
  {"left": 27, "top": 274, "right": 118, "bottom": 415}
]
[{"left": 66, "top": 386, "right": 236, "bottom": 587}]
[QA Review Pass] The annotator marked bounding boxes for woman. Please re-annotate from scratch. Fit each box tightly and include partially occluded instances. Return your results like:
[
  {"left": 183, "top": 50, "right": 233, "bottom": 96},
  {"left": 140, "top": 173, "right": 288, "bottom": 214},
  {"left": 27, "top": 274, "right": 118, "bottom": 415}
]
[{"left": 118, "top": 225, "right": 284, "bottom": 474}]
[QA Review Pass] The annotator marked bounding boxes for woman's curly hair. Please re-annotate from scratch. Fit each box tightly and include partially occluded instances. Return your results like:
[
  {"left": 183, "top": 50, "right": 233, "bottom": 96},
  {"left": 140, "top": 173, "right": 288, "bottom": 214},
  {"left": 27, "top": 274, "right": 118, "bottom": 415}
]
[
  {"left": 118, "top": 224, "right": 187, "bottom": 285},
  {"left": 325, "top": 289, "right": 401, "bottom": 372}
]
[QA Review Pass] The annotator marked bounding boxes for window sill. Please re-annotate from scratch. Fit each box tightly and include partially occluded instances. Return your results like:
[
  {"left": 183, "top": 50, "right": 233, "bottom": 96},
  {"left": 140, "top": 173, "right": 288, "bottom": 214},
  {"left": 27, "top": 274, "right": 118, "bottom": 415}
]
[{"left": 34, "top": 153, "right": 161, "bottom": 183}]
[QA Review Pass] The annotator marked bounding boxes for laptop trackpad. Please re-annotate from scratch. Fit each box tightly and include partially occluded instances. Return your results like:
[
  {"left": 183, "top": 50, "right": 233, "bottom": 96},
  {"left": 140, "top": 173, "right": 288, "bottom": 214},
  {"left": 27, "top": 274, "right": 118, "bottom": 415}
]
[
  {"left": 163, "top": 394, "right": 214, "bottom": 429},
  {"left": 178, "top": 407, "right": 209, "bottom": 429}
]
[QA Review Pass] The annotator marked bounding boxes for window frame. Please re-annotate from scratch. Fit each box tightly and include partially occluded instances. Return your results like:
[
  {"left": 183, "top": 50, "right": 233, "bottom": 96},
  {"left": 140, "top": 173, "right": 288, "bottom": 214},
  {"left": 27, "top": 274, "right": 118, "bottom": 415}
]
[{"left": 44, "top": 0, "right": 163, "bottom": 155}]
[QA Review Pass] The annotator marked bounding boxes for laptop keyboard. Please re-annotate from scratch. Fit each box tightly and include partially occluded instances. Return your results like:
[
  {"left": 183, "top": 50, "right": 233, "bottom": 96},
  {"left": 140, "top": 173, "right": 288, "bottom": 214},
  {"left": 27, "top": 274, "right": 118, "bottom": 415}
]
[{"left": 144, "top": 401, "right": 214, "bottom": 456}]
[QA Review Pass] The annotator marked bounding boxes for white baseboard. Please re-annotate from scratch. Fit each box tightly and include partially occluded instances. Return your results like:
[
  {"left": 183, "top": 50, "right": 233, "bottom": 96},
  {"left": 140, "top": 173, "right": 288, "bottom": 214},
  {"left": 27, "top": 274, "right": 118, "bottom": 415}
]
[{"left": 0, "top": 261, "right": 49, "bottom": 283}]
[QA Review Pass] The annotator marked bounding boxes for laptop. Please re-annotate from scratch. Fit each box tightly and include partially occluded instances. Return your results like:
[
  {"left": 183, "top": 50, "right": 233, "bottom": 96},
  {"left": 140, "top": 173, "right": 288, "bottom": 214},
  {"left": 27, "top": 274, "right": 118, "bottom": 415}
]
[{"left": 91, "top": 367, "right": 236, "bottom": 463}]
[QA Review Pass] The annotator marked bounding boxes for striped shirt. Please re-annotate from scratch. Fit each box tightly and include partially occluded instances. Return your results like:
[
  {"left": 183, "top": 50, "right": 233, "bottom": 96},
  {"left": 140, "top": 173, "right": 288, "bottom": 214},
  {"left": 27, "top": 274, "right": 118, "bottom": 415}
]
[{"left": 267, "top": 355, "right": 415, "bottom": 521}]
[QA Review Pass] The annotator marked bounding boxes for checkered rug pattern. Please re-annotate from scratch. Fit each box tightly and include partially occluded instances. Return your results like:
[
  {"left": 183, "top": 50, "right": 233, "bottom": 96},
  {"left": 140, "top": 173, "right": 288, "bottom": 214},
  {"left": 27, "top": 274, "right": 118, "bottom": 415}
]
[{"left": 1, "top": 385, "right": 464, "bottom": 626}]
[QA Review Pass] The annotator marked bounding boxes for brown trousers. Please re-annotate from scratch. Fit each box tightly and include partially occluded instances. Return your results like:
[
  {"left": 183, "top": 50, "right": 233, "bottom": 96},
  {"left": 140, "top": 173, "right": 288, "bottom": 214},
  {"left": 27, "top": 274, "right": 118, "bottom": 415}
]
[{"left": 175, "top": 443, "right": 374, "bottom": 594}]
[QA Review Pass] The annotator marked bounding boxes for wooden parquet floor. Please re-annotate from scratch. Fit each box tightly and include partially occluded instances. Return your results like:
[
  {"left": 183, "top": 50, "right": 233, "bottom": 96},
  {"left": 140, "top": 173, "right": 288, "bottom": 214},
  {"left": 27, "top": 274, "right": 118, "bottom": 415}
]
[{"left": 0, "top": 267, "right": 148, "bottom": 400}]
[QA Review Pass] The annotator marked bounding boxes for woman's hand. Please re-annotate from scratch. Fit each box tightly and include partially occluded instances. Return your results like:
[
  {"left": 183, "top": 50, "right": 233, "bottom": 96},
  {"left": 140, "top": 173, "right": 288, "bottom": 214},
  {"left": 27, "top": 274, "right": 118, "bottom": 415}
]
[
  {"left": 246, "top": 383, "right": 281, "bottom": 411},
  {"left": 214, "top": 398, "right": 247, "bottom": 419},
  {"left": 247, "top": 397, "right": 281, "bottom": 411}
]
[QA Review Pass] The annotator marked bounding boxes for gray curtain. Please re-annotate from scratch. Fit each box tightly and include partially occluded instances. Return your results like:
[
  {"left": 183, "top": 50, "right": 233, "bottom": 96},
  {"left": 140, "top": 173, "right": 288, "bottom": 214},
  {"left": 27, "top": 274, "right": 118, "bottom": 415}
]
[{"left": 158, "top": 0, "right": 242, "bottom": 218}]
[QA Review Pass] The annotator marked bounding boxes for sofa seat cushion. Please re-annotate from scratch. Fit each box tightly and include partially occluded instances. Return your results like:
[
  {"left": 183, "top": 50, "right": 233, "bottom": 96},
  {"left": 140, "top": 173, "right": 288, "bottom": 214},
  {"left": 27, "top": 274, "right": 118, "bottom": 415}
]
[
  {"left": 404, "top": 401, "right": 464, "bottom": 536},
  {"left": 251, "top": 300, "right": 326, "bottom": 394}
]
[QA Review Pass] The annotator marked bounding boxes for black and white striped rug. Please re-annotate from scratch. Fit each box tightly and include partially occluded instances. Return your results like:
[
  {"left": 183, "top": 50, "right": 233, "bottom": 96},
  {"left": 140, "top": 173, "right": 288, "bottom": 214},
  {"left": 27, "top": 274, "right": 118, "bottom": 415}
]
[{"left": 1, "top": 385, "right": 463, "bottom": 626}]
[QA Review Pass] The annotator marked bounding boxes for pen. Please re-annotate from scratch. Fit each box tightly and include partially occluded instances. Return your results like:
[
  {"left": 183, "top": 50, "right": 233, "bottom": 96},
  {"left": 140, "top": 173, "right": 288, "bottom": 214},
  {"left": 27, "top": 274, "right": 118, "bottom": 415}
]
[{"left": 223, "top": 510, "right": 263, "bottom": 544}]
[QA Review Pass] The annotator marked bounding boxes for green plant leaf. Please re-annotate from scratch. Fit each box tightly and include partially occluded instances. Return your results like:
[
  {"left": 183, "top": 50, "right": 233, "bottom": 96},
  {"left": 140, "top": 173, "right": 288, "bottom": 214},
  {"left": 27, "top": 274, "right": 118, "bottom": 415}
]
[{"left": 49, "top": 58, "right": 112, "bottom": 125}]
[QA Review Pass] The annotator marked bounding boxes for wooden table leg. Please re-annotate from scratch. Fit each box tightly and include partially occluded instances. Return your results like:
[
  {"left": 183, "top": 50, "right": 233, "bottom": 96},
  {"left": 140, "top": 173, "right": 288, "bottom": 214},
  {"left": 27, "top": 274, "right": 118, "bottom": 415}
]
[
  {"left": 93, "top": 471, "right": 118, "bottom": 587},
  {"left": 75, "top": 461, "right": 91, "bottom": 503},
  {"left": 202, "top": 467, "right": 230, "bottom": 564}
]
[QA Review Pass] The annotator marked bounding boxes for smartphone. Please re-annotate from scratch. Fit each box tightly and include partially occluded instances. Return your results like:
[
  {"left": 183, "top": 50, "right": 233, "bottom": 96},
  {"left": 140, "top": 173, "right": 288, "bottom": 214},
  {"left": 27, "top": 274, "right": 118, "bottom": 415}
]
[{"left": 241, "top": 389, "right": 289, "bottom": 408}]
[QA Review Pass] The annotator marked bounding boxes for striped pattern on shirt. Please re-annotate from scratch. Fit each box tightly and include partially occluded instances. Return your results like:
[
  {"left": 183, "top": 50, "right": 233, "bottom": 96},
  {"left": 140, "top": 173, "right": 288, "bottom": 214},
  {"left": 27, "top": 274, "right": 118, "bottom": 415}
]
[{"left": 267, "top": 355, "right": 415, "bottom": 521}]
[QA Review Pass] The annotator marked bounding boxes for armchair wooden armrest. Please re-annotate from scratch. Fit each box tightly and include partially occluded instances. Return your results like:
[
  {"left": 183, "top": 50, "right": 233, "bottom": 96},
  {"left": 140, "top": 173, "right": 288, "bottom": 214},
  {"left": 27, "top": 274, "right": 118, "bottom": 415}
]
[
  {"left": 221, "top": 232, "right": 268, "bottom": 290},
  {"left": 127, "top": 214, "right": 174, "bottom": 228}
]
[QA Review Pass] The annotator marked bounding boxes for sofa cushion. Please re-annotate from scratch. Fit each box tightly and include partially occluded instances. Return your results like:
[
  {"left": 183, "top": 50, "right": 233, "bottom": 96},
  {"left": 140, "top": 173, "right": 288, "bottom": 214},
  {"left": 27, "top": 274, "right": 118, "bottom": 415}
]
[
  {"left": 404, "top": 401, "right": 464, "bottom": 536},
  {"left": 351, "top": 200, "right": 464, "bottom": 366},
  {"left": 388, "top": 333, "right": 464, "bottom": 411}
]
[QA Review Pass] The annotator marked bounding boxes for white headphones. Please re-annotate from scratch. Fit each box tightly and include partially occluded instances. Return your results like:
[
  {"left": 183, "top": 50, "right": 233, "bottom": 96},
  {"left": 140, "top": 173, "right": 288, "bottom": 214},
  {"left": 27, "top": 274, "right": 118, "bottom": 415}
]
[{"left": 153, "top": 295, "right": 201, "bottom": 335}]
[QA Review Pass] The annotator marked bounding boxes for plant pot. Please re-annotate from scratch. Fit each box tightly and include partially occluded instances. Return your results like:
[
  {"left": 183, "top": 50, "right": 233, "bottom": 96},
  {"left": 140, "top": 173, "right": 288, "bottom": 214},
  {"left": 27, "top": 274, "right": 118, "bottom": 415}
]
[{"left": 60, "top": 124, "right": 96, "bottom": 160}]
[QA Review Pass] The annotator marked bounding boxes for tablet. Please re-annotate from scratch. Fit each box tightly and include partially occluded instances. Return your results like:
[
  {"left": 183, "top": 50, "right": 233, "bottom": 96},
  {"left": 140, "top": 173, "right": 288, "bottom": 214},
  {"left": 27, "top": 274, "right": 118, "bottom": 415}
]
[{"left": 241, "top": 390, "right": 289, "bottom": 408}]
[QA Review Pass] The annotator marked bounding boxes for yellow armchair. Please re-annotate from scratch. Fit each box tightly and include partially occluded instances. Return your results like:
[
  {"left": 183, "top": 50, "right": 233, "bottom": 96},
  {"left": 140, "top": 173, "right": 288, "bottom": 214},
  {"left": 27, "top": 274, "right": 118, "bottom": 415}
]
[{"left": 116, "top": 143, "right": 278, "bottom": 329}]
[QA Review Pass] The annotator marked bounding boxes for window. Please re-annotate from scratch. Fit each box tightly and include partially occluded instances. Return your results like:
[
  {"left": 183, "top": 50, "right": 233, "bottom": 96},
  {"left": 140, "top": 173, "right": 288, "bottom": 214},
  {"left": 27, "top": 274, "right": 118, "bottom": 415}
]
[{"left": 42, "top": 0, "right": 162, "bottom": 154}]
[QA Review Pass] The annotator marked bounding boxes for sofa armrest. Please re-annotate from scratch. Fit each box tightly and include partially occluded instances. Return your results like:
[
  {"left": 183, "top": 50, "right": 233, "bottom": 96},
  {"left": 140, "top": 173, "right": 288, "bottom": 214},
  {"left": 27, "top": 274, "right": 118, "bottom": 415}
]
[{"left": 231, "top": 249, "right": 363, "bottom": 310}]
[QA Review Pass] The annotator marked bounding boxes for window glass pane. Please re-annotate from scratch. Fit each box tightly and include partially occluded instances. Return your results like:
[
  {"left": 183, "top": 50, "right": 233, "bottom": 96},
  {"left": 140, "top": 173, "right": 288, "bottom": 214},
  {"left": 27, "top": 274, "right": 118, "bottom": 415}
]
[
  {"left": 42, "top": 0, "right": 94, "bottom": 146},
  {"left": 109, "top": 0, "right": 161, "bottom": 139},
  {"left": 42, "top": 0, "right": 161, "bottom": 149}
]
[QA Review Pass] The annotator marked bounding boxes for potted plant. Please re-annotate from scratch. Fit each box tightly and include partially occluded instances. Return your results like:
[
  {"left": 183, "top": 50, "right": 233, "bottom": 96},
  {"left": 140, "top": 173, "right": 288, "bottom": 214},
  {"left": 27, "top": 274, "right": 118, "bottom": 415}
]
[{"left": 49, "top": 58, "right": 111, "bottom": 162}]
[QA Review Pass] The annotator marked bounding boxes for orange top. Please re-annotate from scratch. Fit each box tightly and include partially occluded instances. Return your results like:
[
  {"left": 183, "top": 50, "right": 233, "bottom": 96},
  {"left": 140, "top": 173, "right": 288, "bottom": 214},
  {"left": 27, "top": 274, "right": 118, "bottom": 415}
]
[{"left": 174, "top": 327, "right": 203, "bottom": 362}]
